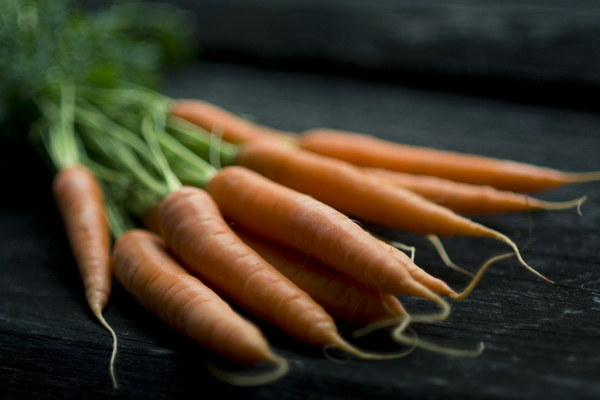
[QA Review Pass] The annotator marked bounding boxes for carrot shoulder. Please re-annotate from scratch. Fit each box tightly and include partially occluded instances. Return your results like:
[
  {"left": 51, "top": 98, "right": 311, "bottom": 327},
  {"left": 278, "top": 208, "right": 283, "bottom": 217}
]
[
  {"left": 111, "top": 229, "right": 288, "bottom": 386},
  {"left": 298, "top": 128, "right": 600, "bottom": 193},
  {"left": 170, "top": 99, "right": 294, "bottom": 144}
]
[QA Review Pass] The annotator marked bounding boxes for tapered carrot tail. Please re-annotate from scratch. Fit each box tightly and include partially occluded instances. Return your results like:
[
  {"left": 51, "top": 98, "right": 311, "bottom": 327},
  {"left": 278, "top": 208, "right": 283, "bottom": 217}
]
[
  {"left": 298, "top": 128, "right": 600, "bottom": 193},
  {"left": 365, "top": 167, "right": 589, "bottom": 215},
  {"left": 233, "top": 141, "right": 553, "bottom": 284},
  {"left": 52, "top": 165, "right": 118, "bottom": 388}
]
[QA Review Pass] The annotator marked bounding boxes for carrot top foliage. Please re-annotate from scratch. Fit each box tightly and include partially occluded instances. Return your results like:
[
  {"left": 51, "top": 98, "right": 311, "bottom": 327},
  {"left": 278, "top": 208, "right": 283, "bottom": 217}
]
[
  {"left": 0, "top": 0, "right": 194, "bottom": 151},
  {"left": 0, "top": 0, "right": 199, "bottom": 234}
]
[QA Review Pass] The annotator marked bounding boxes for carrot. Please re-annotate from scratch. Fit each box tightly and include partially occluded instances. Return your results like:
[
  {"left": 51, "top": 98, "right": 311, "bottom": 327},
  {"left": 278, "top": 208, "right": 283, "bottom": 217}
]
[
  {"left": 298, "top": 128, "right": 600, "bottom": 193},
  {"left": 111, "top": 229, "right": 289, "bottom": 386},
  {"left": 157, "top": 184, "right": 420, "bottom": 359},
  {"left": 52, "top": 165, "right": 118, "bottom": 388},
  {"left": 231, "top": 140, "right": 551, "bottom": 284},
  {"left": 170, "top": 99, "right": 294, "bottom": 144},
  {"left": 204, "top": 166, "right": 453, "bottom": 312},
  {"left": 231, "top": 225, "right": 408, "bottom": 326},
  {"left": 364, "top": 167, "right": 587, "bottom": 215},
  {"left": 233, "top": 226, "right": 491, "bottom": 357}
]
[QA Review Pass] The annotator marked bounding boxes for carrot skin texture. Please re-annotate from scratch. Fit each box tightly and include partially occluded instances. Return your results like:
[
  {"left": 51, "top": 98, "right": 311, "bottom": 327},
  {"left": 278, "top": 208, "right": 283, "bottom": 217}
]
[
  {"left": 157, "top": 186, "right": 349, "bottom": 348},
  {"left": 364, "top": 167, "right": 586, "bottom": 215},
  {"left": 112, "top": 229, "right": 278, "bottom": 365},
  {"left": 234, "top": 141, "right": 497, "bottom": 239},
  {"left": 53, "top": 165, "right": 111, "bottom": 315},
  {"left": 205, "top": 166, "right": 452, "bottom": 299},
  {"left": 298, "top": 128, "right": 594, "bottom": 193},
  {"left": 233, "top": 226, "right": 408, "bottom": 325}
]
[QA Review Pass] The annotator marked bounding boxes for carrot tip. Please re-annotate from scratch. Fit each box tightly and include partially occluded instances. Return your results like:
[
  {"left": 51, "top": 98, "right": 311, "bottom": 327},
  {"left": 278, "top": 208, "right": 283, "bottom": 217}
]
[
  {"left": 533, "top": 195, "right": 588, "bottom": 215},
  {"left": 565, "top": 171, "right": 600, "bottom": 185}
]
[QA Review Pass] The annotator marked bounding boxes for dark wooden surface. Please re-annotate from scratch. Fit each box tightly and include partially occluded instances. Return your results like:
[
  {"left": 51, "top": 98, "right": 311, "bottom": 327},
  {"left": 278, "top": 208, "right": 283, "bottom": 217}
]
[
  {"left": 3, "top": 1, "right": 600, "bottom": 399},
  {"left": 2, "top": 60, "right": 599, "bottom": 400}
]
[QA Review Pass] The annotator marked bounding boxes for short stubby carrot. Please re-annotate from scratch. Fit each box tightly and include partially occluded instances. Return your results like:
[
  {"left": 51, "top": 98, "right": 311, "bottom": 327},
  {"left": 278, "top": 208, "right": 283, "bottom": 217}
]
[
  {"left": 52, "top": 165, "right": 118, "bottom": 387},
  {"left": 364, "top": 167, "right": 587, "bottom": 215},
  {"left": 157, "top": 185, "right": 410, "bottom": 360},
  {"left": 233, "top": 226, "right": 408, "bottom": 326},
  {"left": 111, "top": 229, "right": 289, "bottom": 385},
  {"left": 170, "top": 99, "right": 294, "bottom": 144},
  {"left": 232, "top": 141, "right": 552, "bottom": 284},
  {"left": 298, "top": 128, "right": 600, "bottom": 193},
  {"left": 204, "top": 166, "right": 454, "bottom": 318}
]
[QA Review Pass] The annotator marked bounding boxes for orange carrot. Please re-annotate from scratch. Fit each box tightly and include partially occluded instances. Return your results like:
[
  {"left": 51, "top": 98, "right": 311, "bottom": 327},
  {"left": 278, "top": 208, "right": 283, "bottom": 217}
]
[
  {"left": 232, "top": 141, "right": 551, "bottom": 283},
  {"left": 111, "top": 229, "right": 289, "bottom": 386},
  {"left": 232, "top": 225, "right": 408, "bottom": 326},
  {"left": 364, "top": 167, "right": 587, "bottom": 215},
  {"left": 52, "top": 165, "right": 118, "bottom": 387},
  {"left": 204, "top": 166, "right": 454, "bottom": 310},
  {"left": 298, "top": 128, "right": 600, "bottom": 193},
  {"left": 157, "top": 185, "right": 421, "bottom": 359},
  {"left": 170, "top": 99, "right": 294, "bottom": 144}
]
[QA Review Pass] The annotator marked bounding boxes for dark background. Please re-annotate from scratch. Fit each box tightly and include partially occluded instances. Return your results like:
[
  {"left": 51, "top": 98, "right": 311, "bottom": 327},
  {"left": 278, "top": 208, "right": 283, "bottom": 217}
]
[{"left": 2, "top": 1, "right": 600, "bottom": 399}]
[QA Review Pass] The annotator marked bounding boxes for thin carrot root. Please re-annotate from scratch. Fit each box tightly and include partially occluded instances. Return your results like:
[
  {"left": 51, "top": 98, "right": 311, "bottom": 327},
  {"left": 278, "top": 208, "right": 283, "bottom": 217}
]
[
  {"left": 324, "top": 334, "right": 416, "bottom": 361},
  {"left": 393, "top": 327, "right": 485, "bottom": 358},
  {"left": 203, "top": 354, "right": 290, "bottom": 387},
  {"left": 93, "top": 309, "right": 119, "bottom": 388},
  {"left": 563, "top": 171, "right": 600, "bottom": 185},
  {"left": 532, "top": 195, "right": 587, "bottom": 216},
  {"left": 425, "top": 234, "right": 473, "bottom": 277},
  {"left": 492, "top": 231, "right": 554, "bottom": 284},
  {"left": 371, "top": 233, "right": 416, "bottom": 261},
  {"left": 452, "top": 252, "right": 516, "bottom": 300}
]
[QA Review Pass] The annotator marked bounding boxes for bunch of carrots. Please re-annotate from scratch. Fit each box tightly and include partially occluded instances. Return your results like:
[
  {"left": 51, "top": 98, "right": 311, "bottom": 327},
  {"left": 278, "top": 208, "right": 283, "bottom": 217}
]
[
  {"left": 50, "top": 87, "right": 598, "bottom": 387},
  {"left": 3, "top": 0, "right": 598, "bottom": 390}
]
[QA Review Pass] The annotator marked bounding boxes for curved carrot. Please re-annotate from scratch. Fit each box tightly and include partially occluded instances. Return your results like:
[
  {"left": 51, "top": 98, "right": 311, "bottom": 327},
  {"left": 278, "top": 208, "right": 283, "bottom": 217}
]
[
  {"left": 170, "top": 99, "right": 294, "bottom": 144},
  {"left": 232, "top": 226, "right": 408, "bottom": 326},
  {"left": 111, "top": 229, "right": 288, "bottom": 386},
  {"left": 52, "top": 165, "right": 118, "bottom": 387},
  {"left": 157, "top": 185, "right": 413, "bottom": 359},
  {"left": 232, "top": 141, "right": 552, "bottom": 284},
  {"left": 298, "top": 128, "right": 600, "bottom": 193},
  {"left": 364, "top": 168, "right": 587, "bottom": 215}
]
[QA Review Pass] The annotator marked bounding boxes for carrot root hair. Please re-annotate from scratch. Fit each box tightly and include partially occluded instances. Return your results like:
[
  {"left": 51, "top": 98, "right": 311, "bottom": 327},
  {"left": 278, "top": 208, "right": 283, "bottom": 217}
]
[
  {"left": 202, "top": 354, "right": 290, "bottom": 387},
  {"left": 425, "top": 234, "right": 473, "bottom": 277}
]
